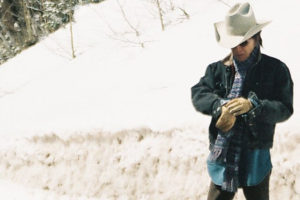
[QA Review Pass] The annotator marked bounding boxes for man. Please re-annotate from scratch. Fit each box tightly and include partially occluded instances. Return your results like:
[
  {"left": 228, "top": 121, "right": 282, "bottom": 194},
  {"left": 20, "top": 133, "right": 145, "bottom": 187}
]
[{"left": 191, "top": 2, "right": 293, "bottom": 200}]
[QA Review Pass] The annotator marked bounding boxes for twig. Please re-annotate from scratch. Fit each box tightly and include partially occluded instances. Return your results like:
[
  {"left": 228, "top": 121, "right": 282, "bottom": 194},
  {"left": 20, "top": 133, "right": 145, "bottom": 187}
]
[
  {"left": 116, "top": 0, "right": 145, "bottom": 48},
  {"left": 178, "top": 7, "right": 190, "bottom": 19},
  {"left": 218, "top": 0, "right": 231, "bottom": 7},
  {"left": 0, "top": 3, "right": 14, "bottom": 21},
  {"left": 106, "top": 33, "right": 155, "bottom": 48},
  {"left": 155, "top": 0, "right": 165, "bottom": 31},
  {"left": 116, "top": 0, "right": 140, "bottom": 36}
]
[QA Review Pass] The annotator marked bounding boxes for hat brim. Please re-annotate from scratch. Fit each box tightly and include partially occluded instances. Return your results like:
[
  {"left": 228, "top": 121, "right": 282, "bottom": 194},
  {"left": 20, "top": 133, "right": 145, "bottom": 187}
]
[{"left": 214, "top": 20, "right": 271, "bottom": 48}]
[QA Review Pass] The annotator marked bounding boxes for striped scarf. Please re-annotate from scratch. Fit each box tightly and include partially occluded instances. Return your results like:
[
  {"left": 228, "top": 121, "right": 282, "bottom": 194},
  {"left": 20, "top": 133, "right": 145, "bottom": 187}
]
[{"left": 208, "top": 44, "right": 260, "bottom": 192}]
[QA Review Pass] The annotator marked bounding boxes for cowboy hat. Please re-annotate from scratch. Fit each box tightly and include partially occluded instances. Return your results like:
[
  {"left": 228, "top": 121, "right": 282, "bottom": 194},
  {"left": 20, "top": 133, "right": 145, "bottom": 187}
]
[{"left": 214, "top": 2, "right": 271, "bottom": 48}]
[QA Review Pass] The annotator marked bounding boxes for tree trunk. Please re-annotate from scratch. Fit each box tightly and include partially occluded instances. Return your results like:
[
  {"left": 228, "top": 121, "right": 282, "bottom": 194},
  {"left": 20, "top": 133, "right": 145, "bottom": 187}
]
[
  {"left": 155, "top": 0, "right": 165, "bottom": 31},
  {"left": 69, "top": 4, "right": 76, "bottom": 58},
  {"left": 21, "top": 0, "right": 36, "bottom": 45}
]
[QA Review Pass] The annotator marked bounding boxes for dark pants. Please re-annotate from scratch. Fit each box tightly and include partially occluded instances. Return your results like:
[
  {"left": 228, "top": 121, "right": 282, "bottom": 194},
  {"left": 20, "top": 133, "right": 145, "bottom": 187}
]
[{"left": 207, "top": 173, "right": 270, "bottom": 200}]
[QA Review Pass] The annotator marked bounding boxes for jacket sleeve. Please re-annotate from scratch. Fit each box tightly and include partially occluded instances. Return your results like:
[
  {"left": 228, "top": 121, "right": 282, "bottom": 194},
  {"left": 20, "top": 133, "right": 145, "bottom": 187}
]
[
  {"left": 191, "top": 64, "right": 223, "bottom": 119},
  {"left": 246, "top": 62, "right": 293, "bottom": 124}
]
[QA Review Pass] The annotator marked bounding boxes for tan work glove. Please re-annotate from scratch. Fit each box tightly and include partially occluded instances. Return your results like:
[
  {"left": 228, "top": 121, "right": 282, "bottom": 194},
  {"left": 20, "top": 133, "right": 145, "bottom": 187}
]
[
  {"left": 215, "top": 106, "right": 236, "bottom": 132},
  {"left": 226, "top": 97, "right": 253, "bottom": 116}
]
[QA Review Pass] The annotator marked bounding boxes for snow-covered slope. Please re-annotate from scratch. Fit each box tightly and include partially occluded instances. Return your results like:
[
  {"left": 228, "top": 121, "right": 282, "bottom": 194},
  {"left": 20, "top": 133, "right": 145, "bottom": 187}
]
[
  {"left": 0, "top": 0, "right": 219, "bottom": 138},
  {"left": 0, "top": 0, "right": 299, "bottom": 199}
]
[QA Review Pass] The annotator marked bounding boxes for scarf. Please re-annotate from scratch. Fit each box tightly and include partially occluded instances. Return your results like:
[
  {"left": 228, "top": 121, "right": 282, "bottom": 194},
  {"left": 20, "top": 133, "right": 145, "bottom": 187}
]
[{"left": 208, "top": 44, "right": 260, "bottom": 192}]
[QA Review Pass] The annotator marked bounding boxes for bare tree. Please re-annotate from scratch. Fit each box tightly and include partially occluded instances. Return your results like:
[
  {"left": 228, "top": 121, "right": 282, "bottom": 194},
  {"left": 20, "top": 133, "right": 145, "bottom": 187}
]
[
  {"left": 0, "top": 1, "right": 19, "bottom": 57},
  {"left": 145, "top": 0, "right": 190, "bottom": 30},
  {"left": 168, "top": 0, "right": 175, "bottom": 11},
  {"left": 21, "top": 0, "right": 37, "bottom": 45},
  {"left": 0, "top": 21, "right": 14, "bottom": 55},
  {"left": 155, "top": 0, "right": 165, "bottom": 31},
  {"left": 69, "top": 2, "right": 76, "bottom": 58},
  {"left": 116, "top": 0, "right": 145, "bottom": 48}
]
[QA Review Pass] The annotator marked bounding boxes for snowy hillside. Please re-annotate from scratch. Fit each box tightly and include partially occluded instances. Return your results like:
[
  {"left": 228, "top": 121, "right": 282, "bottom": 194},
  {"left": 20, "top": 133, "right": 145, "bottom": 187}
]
[{"left": 0, "top": 0, "right": 299, "bottom": 199}]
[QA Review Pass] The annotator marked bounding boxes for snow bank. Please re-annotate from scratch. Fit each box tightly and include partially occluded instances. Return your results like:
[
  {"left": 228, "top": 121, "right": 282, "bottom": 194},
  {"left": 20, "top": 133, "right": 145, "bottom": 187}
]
[
  {"left": 0, "top": 126, "right": 209, "bottom": 200},
  {"left": 0, "top": 127, "right": 299, "bottom": 200}
]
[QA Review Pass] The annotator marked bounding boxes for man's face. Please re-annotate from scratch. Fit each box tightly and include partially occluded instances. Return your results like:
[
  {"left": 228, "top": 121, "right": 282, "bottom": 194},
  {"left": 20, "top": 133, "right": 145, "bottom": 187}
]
[{"left": 231, "top": 38, "right": 256, "bottom": 62}]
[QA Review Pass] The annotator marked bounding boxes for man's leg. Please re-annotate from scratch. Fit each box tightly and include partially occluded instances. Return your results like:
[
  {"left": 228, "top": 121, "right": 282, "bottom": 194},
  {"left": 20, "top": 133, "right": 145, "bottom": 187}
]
[
  {"left": 242, "top": 173, "right": 270, "bottom": 200},
  {"left": 207, "top": 182, "right": 235, "bottom": 200}
]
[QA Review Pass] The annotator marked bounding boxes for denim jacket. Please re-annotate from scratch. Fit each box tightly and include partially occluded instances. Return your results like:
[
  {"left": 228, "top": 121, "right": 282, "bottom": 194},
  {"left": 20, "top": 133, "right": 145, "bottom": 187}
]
[{"left": 191, "top": 53, "right": 293, "bottom": 149}]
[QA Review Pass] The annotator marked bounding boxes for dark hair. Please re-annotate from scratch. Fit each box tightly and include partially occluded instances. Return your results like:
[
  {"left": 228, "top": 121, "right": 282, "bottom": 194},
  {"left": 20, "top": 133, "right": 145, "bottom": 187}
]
[{"left": 252, "top": 31, "right": 263, "bottom": 47}]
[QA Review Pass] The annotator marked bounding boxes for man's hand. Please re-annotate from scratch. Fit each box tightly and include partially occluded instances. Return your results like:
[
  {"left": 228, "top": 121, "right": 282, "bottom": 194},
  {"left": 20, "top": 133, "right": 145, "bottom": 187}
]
[
  {"left": 215, "top": 106, "right": 236, "bottom": 132},
  {"left": 226, "top": 97, "right": 253, "bottom": 116}
]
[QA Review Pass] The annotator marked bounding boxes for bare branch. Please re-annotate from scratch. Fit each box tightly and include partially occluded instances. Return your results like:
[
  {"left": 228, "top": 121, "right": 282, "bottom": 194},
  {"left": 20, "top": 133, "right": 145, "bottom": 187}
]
[
  {"left": 168, "top": 0, "right": 175, "bottom": 11},
  {"left": 115, "top": 0, "right": 145, "bottom": 48},
  {"left": 155, "top": 0, "right": 165, "bottom": 31},
  {"left": 106, "top": 33, "right": 156, "bottom": 48},
  {"left": 25, "top": 5, "right": 43, "bottom": 12},
  {"left": 218, "top": 0, "right": 231, "bottom": 7},
  {"left": 116, "top": 0, "right": 140, "bottom": 36},
  {"left": 178, "top": 7, "right": 190, "bottom": 19},
  {"left": 69, "top": 8, "right": 76, "bottom": 58},
  {"left": 0, "top": 3, "right": 14, "bottom": 21}
]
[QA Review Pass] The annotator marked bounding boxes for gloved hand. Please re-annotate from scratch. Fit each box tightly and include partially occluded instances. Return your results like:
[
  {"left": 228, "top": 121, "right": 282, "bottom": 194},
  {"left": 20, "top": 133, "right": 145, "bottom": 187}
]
[
  {"left": 226, "top": 97, "right": 253, "bottom": 116},
  {"left": 215, "top": 106, "right": 236, "bottom": 132}
]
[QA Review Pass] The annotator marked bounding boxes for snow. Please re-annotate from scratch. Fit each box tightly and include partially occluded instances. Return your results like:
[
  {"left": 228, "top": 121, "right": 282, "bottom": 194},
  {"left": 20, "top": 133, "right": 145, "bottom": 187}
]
[{"left": 0, "top": 0, "right": 299, "bottom": 199}]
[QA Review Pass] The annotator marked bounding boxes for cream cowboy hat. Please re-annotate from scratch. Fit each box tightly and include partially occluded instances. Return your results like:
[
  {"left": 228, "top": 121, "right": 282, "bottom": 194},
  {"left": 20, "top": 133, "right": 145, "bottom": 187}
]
[{"left": 214, "top": 2, "right": 271, "bottom": 48}]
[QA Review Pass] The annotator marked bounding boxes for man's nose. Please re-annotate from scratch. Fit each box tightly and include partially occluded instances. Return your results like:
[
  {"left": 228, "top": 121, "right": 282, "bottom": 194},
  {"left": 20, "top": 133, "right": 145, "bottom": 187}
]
[
  {"left": 235, "top": 45, "right": 243, "bottom": 51},
  {"left": 233, "top": 45, "right": 243, "bottom": 53}
]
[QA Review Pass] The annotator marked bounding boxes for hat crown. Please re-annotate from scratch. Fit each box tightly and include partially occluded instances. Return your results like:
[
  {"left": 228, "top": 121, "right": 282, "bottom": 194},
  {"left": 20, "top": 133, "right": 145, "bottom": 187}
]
[{"left": 225, "top": 2, "right": 257, "bottom": 36}]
